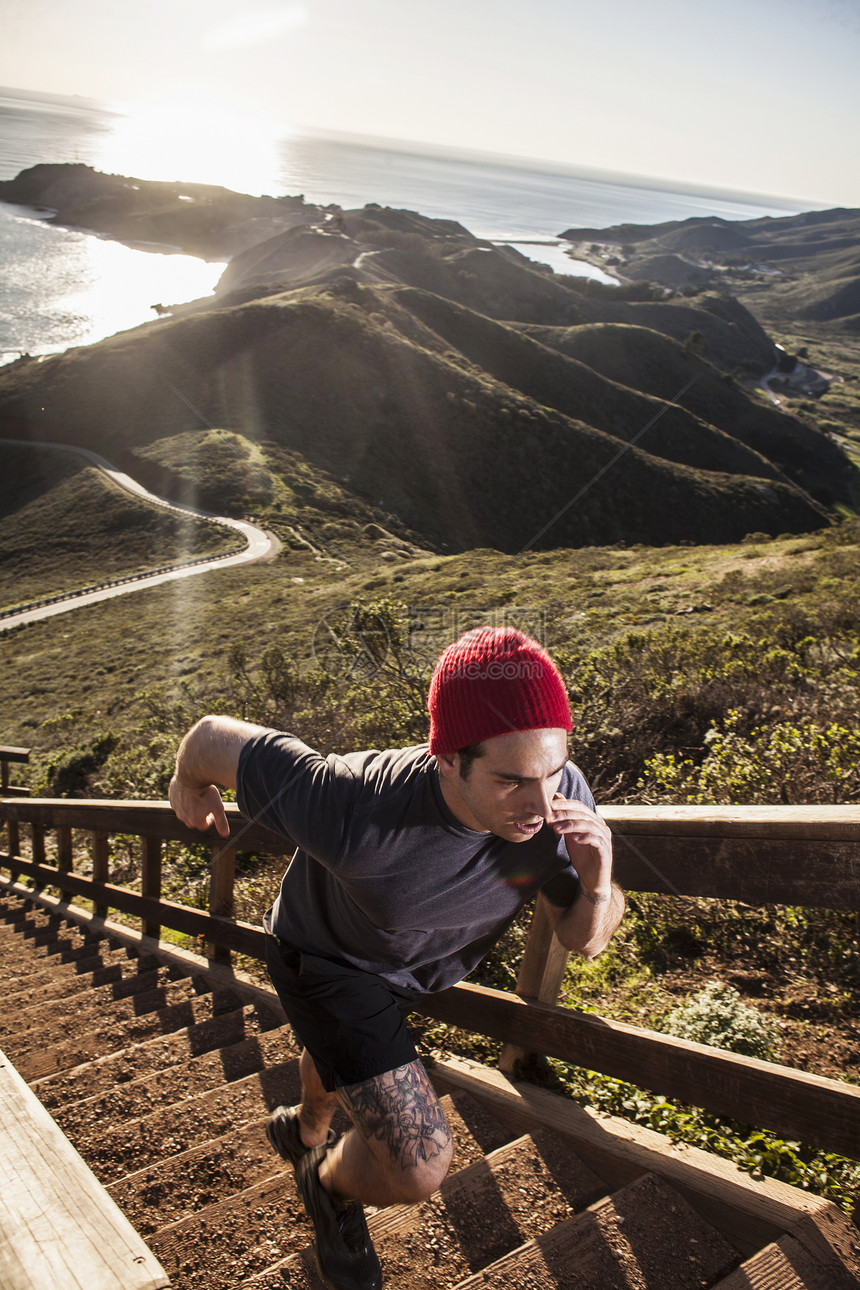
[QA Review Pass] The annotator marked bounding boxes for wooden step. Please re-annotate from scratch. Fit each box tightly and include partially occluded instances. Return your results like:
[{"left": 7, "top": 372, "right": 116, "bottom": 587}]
[
  {"left": 0, "top": 912, "right": 114, "bottom": 963},
  {"left": 449, "top": 1171, "right": 739, "bottom": 1289},
  {"left": 1, "top": 939, "right": 160, "bottom": 995},
  {"left": 712, "top": 1233, "right": 859, "bottom": 1289},
  {"left": 0, "top": 911, "right": 44, "bottom": 940},
  {"left": 150, "top": 1091, "right": 523, "bottom": 1290},
  {"left": 0, "top": 960, "right": 187, "bottom": 1017},
  {"left": 241, "top": 1123, "right": 607, "bottom": 1290},
  {"left": 0, "top": 913, "right": 93, "bottom": 950},
  {"left": 0, "top": 949, "right": 170, "bottom": 1006},
  {"left": 0, "top": 907, "right": 144, "bottom": 959},
  {"left": 109, "top": 1114, "right": 312, "bottom": 1237},
  {"left": 9, "top": 993, "right": 282, "bottom": 1082},
  {"left": 7, "top": 971, "right": 225, "bottom": 1045},
  {"left": 150, "top": 1165, "right": 309, "bottom": 1288},
  {"left": 372, "top": 1127, "right": 607, "bottom": 1289},
  {"left": 55, "top": 1023, "right": 300, "bottom": 1137},
  {"left": 72, "top": 1054, "right": 304, "bottom": 1183},
  {"left": 0, "top": 899, "right": 66, "bottom": 930},
  {"left": 110, "top": 1087, "right": 512, "bottom": 1241},
  {"left": 0, "top": 893, "right": 31, "bottom": 919},
  {"left": 1, "top": 934, "right": 127, "bottom": 981},
  {"left": 34, "top": 1016, "right": 299, "bottom": 1112},
  {"left": 0, "top": 897, "right": 110, "bottom": 941}
]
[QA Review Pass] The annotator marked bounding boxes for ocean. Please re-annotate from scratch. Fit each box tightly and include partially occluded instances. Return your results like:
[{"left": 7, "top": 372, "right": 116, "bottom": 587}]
[{"left": 0, "top": 87, "right": 810, "bottom": 367}]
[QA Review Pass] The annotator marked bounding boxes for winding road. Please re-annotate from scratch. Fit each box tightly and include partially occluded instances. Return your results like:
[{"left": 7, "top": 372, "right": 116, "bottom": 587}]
[{"left": 1, "top": 439, "right": 279, "bottom": 631}]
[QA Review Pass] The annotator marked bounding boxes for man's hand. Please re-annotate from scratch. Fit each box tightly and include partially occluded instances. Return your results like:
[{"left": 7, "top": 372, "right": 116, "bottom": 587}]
[
  {"left": 544, "top": 794, "right": 624, "bottom": 958},
  {"left": 168, "top": 715, "right": 267, "bottom": 839},
  {"left": 547, "top": 794, "right": 614, "bottom": 901},
  {"left": 168, "top": 775, "right": 230, "bottom": 838}
]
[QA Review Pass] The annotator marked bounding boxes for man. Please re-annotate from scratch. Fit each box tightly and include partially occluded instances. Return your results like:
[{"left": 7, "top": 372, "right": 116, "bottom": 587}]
[{"left": 169, "top": 626, "right": 624, "bottom": 1290}]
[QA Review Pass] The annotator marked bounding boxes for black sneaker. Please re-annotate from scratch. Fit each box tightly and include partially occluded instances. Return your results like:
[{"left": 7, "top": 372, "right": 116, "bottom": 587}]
[
  {"left": 266, "top": 1105, "right": 340, "bottom": 1168},
  {"left": 296, "top": 1143, "right": 383, "bottom": 1290}
]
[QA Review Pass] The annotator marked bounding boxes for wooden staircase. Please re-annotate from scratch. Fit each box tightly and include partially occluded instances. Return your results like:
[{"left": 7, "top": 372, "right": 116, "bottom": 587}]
[{"left": 2, "top": 887, "right": 859, "bottom": 1290}]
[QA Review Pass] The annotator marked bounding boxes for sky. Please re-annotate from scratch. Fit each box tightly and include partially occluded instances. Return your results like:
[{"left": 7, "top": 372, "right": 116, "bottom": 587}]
[{"left": 2, "top": 0, "right": 858, "bottom": 206}]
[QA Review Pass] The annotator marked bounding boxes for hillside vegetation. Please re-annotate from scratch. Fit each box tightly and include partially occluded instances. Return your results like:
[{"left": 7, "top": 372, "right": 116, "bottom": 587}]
[
  {"left": 4, "top": 515, "right": 859, "bottom": 804},
  {"left": 1, "top": 169, "right": 856, "bottom": 557}
]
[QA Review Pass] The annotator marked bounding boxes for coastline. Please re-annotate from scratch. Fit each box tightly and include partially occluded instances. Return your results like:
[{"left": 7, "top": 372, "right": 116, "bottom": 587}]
[{"left": 0, "top": 95, "right": 823, "bottom": 365}]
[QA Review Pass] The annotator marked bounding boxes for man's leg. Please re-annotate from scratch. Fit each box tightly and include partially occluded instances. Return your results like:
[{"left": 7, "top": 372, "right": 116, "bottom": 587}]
[
  {"left": 296, "top": 1047, "right": 340, "bottom": 1147},
  {"left": 320, "top": 1059, "right": 453, "bottom": 1206},
  {"left": 267, "top": 1049, "right": 341, "bottom": 1165},
  {"left": 291, "top": 1059, "right": 450, "bottom": 1290}
]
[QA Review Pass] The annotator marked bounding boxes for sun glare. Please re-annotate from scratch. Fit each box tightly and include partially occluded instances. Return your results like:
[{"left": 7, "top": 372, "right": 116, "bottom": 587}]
[
  {"left": 59, "top": 236, "right": 225, "bottom": 349},
  {"left": 95, "top": 93, "right": 289, "bottom": 195}
]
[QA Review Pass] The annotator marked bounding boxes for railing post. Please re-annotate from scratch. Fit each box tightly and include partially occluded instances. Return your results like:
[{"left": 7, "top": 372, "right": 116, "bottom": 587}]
[
  {"left": 91, "top": 831, "right": 109, "bottom": 919},
  {"left": 4, "top": 814, "right": 21, "bottom": 881},
  {"left": 206, "top": 841, "right": 236, "bottom": 963},
  {"left": 499, "top": 894, "right": 570, "bottom": 1074},
  {"left": 141, "top": 836, "right": 162, "bottom": 940},
  {"left": 4, "top": 810, "right": 18, "bottom": 849},
  {"left": 30, "top": 823, "right": 46, "bottom": 891},
  {"left": 57, "top": 826, "right": 73, "bottom": 902},
  {"left": 31, "top": 822, "right": 45, "bottom": 865}
]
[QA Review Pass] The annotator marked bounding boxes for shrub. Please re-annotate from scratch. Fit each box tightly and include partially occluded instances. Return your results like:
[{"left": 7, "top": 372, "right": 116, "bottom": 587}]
[
  {"left": 640, "top": 710, "right": 860, "bottom": 804},
  {"left": 38, "top": 734, "right": 118, "bottom": 797},
  {"left": 662, "top": 981, "right": 778, "bottom": 1060},
  {"left": 542, "top": 1062, "right": 858, "bottom": 1213}
]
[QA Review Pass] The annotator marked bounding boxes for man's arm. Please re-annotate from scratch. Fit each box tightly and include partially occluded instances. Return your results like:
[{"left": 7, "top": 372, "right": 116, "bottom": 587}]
[
  {"left": 542, "top": 794, "right": 625, "bottom": 959},
  {"left": 168, "top": 715, "right": 268, "bottom": 838}
]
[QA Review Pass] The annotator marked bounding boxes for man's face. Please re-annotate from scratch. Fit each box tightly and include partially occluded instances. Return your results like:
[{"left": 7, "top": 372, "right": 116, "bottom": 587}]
[{"left": 438, "top": 728, "right": 568, "bottom": 842}]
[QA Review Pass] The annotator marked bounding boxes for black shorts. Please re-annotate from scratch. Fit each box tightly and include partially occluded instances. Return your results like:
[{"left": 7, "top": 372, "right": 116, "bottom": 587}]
[{"left": 264, "top": 931, "right": 421, "bottom": 1092}]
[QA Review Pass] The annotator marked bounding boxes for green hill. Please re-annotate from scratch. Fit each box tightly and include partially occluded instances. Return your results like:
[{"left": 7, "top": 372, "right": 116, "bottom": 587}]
[
  {"left": 382, "top": 287, "right": 801, "bottom": 483},
  {"left": 0, "top": 280, "right": 837, "bottom": 552},
  {"left": 0, "top": 443, "right": 235, "bottom": 608},
  {"left": 518, "top": 322, "right": 851, "bottom": 505},
  {"left": 1, "top": 167, "right": 856, "bottom": 554}
]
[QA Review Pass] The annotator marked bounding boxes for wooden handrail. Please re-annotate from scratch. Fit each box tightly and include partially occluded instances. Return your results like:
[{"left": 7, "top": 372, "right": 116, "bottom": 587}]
[
  {"left": 2, "top": 799, "right": 858, "bottom": 903},
  {"left": 0, "top": 798, "right": 287, "bottom": 958},
  {"left": 606, "top": 804, "right": 860, "bottom": 909},
  {"left": 0, "top": 855, "right": 265, "bottom": 958},
  {"left": 413, "top": 982, "right": 860, "bottom": 1161},
  {"left": 0, "top": 798, "right": 291, "bottom": 853},
  {"left": 2, "top": 796, "right": 859, "bottom": 970},
  {"left": 1, "top": 795, "right": 859, "bottom": 1163}
]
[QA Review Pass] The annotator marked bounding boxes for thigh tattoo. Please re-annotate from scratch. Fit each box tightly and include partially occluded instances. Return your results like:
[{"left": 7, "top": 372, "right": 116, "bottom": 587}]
[{"left": 339, "top": 1060, "right": 452, "bottom": 1171}]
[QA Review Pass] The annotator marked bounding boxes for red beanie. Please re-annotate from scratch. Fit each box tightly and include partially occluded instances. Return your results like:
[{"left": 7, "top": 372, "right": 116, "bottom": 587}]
[{"left": 427, "top": 627, "right": 573, "bottom": 756}]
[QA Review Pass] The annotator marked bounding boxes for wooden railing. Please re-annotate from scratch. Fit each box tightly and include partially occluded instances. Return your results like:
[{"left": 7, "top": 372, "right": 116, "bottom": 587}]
[
  {"left": 0, "top": 745, "right": 29, "bottom": 800},
  {"left": 0, "top": 798, "right": 292, "bottom": 962},
  {"left": 1, "top": 796, "right": 859, "bottom": 1162}
]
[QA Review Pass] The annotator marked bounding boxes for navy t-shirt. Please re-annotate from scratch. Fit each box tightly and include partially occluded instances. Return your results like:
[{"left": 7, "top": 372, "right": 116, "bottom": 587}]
[{"left": 236, "top": 732, "right": 594, "bottom": 994}]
